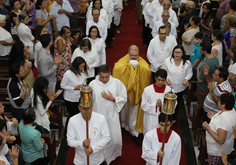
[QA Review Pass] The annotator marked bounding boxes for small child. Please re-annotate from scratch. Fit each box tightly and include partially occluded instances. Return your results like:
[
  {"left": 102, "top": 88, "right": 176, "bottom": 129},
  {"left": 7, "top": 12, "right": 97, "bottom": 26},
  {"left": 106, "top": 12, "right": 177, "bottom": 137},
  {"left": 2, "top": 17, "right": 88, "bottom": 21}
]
[{"left": 190, "top": 32, "right": 204, "bottom": 81}]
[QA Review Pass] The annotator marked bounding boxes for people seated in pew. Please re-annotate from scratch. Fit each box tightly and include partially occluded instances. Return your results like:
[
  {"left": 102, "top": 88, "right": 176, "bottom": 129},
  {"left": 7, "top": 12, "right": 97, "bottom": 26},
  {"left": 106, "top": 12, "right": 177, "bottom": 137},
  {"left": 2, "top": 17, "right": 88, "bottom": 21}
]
[
  {"left": 61, "top": 57, "right": 88, "bottom": 117},
  {"left": 18, "top": 107, "right": 50, "bottom": 165},
  {"left": 31, "top": 76, "right": 56, "bottom": 134},
  {"left": 141, "top": 113, "right": 181, "bottom": 165},
  {"left": 202, "top": 93, "right": 236, "bottom": 165},
  {"left": 7, "top": 63, "right": 31, "bottom": 122}
]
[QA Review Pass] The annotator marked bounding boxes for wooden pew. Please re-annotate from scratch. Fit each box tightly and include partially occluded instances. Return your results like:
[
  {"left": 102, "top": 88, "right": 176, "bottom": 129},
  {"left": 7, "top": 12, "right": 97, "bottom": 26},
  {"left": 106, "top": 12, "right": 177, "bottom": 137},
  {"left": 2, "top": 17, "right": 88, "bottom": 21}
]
[
  {"left": 192, "top": 104, "right": 203, "bottom": 146},
  {"left": 186, "top": 81, "right": 198, "bottom": 117},
  {"left": 0, "top": 57, "right": 10, "bottom": 77},
  {"left": 49, "top": 102, "right": 64, "bottom": 146}
]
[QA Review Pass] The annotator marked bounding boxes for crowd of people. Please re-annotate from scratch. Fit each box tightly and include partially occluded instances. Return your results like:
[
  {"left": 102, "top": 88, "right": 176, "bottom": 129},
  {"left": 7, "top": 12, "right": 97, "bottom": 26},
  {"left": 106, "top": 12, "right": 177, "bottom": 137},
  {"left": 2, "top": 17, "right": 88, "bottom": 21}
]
[{"left": 0, "top": 0, "right": 236, "bottom": 164}]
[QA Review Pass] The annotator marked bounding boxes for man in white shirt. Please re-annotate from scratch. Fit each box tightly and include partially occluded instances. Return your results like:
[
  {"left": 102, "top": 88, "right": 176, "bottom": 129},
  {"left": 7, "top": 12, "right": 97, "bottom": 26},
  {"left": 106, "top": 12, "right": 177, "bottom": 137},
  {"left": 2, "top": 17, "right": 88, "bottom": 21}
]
[
  {"left": 67, "top": 99, "right": 111, "bottom": 165},
  {"left": 50, "top": 0, "right": 73, "bottom": 36},
  {"left": 152, "top": 0, "right": 179, "bottom": 29},
  {"left": 89, "top": 65, "right": 127, "bottom": 164},
  {"left": 147, "top": 26, "right": 177, "bottom": 83},
  {"left": 142, "top": 113, "right": 181, "bottom": 165},
  {"left": 86, "top": 8, "right": 108, "bottom": 41},
  {"left": 152, "top": 10, "right": 177, "bottom": 38},
  {"left": 141, "top": 69, "right": 171, "bottom": 135}
]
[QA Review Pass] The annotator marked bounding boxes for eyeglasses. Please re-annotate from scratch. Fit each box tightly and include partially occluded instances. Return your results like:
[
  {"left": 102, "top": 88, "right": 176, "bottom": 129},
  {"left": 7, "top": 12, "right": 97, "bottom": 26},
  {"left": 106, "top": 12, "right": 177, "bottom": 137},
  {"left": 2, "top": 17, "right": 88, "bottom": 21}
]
[
  {"left": 82, "top": 48, "right": 89, "bottom": 51},
  {"left": 159, "top": 33, "right": 167, "bottom": 35},
  {"left": 91, "top": 31, "right": 97, "bottom": 33},
  {"left": 162, "top": 15, "right": 169, "bottom": 17}
]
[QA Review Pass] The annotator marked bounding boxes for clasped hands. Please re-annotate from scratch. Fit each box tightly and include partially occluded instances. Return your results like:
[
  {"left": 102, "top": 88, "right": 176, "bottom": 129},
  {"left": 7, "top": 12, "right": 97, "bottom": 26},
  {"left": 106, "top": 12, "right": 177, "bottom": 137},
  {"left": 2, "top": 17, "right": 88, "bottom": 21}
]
[{"left": 83, "top": 139, "right": 93, "bottom": 155}]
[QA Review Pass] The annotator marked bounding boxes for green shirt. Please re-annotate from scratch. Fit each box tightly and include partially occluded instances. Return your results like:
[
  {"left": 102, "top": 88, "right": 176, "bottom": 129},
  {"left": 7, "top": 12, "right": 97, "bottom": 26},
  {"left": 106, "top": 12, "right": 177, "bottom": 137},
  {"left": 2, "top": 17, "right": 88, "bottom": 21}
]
[
  {"left": 18, "top": 121, "right": 44, "bottom": 163},
  {"left": 197, "top": 55, "right": 219, "bottom": 90}
]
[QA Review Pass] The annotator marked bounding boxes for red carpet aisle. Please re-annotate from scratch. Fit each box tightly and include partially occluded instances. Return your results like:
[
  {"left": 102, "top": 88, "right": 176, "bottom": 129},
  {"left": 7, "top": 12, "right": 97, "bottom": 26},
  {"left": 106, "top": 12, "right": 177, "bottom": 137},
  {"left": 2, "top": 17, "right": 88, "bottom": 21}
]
[{"left": 65, "top": 0, "right": 187, "bottom": 164}]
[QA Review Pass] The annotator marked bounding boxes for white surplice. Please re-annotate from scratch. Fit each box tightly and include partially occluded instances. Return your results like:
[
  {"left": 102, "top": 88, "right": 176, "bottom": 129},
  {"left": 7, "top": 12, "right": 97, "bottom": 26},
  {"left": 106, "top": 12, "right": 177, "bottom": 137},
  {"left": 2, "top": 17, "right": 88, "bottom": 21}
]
[
  {"left": 142, "top": 128, "right": 181, "bottom": 165},
  {"left": 89, "top": 75, "right": 127, "bottom": 164},
  {"left": 141, "top": 84, "right": 171, "bottom": 135},
  {"left": 67, "top": 112, "right": 111, "bottom": 165}
]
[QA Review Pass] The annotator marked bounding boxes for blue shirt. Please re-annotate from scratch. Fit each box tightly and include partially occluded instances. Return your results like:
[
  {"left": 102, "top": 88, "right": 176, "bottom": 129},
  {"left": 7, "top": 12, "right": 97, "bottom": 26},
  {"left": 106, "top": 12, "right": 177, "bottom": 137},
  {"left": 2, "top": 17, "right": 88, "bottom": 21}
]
[
  {"left": 18, "top": 121, "right": 44, "bottom": 163},
  {"left": 50, "top": 0, "right": 73, "bottom": 31},
  {"left": 190, "top": 43, "right": 204, "bottom": 69}
]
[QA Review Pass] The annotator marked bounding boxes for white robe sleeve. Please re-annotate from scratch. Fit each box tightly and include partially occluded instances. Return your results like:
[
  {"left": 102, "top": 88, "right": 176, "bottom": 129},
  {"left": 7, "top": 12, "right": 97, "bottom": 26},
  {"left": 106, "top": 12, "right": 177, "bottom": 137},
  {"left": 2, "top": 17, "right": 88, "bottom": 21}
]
[
  {"left": 60, "top": 72, "right": 75, "bottom": 93},
  {"left": 90, "top": 116, "right": 111, "bottom": 153},
  {"left": 141, "top": 133, "right": 158, "bottom": 164},
  {"left": 101, "top": 41, "right": 106, "bottom": 65},
  {"left": 151, "top": 23, "right": 158, "bottom": 38},
  {"left": 171, "top": 11, "right": 179, "bottom": 28},
  {"left": 67, "top": 119, "right": 84, "bottom": 149},
  {"left": 113, "top": 80, "right": 127, "bottom": 113},
  {"left": 102, "top": 25, "right": 108, "bottom": 41},
  {"left": 184, "top": 61, "right": 193, "bottom": 80},
  {"left": 141, "top": 88, "right": 159, "bottom": 115},
  {"left": 167, "top": 136, "right": 181, "bottom": 165},
  {"left": 147, "top": 42, "right": 159, "bottom": 69},
  {"left": 88, "top": 50, "right": 99, "bottom": 68}
]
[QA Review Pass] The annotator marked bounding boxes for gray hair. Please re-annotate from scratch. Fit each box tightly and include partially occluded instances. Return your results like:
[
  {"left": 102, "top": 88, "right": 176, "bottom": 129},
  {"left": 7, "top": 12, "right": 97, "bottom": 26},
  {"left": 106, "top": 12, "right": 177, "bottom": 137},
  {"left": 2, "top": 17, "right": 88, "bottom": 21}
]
[
  {"left": 0, "top": 14, "right": 6, "bottom": 23},
  {"left": 164, "top": 22, "right": 171, "bottom": 31},
  {"left": 162, "top": 10, "right": 169, "bottom": 15},
  {"left": 229, "top": 15, "right": 236, "bottom": 28},
  {"left": 128, "top": 45, "right": 139, "bottom": 54}
]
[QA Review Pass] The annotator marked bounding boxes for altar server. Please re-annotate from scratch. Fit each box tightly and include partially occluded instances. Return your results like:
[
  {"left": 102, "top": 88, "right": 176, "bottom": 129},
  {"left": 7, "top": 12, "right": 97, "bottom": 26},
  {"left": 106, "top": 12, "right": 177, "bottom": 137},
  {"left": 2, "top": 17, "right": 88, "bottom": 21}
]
[
  {"left": 89, "top": 65, "right": 127, "bottom": 164},
  {"left": 142, "top": 113, "right": 181, "bottom": 165},
  {"left": 141, "top": 69, "right": 171, "bottom": 135},
  {"left": 67, "top": 99, "right": 111, "bottom": 165}
]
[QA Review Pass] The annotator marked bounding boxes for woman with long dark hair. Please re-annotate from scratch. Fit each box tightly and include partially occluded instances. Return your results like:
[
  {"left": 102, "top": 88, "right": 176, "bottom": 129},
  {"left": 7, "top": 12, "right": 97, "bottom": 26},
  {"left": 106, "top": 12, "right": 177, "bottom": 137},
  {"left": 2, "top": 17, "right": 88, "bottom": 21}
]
[
  {"left": 31, "top": 76, "right": 56, "bottom": 133},
  {"left": 162, "top": 45, "right": 193, "bottom": 125},
  {"left": 61, "top": 57, "right": 88, "bottom": 117},
  {"left": 9, "top": 41, "right": 34, "bottom": 94}
]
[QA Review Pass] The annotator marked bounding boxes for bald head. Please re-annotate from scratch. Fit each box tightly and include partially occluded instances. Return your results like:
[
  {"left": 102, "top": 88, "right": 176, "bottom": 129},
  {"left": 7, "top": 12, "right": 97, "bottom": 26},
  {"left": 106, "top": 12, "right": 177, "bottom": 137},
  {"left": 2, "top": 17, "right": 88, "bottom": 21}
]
[
  {"left": 129, "top": 45, "right": 139, "bottom": 60},
  {"left": 186, "top": 1, "right": 195, "bottom": 9}
]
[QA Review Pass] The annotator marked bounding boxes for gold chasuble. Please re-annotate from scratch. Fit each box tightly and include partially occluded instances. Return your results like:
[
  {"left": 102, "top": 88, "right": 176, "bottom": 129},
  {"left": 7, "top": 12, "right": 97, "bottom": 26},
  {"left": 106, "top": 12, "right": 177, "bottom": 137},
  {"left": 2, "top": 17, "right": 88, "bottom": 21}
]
[{"left": 113, "top": 54, "right": 151, "bottom": 133}]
